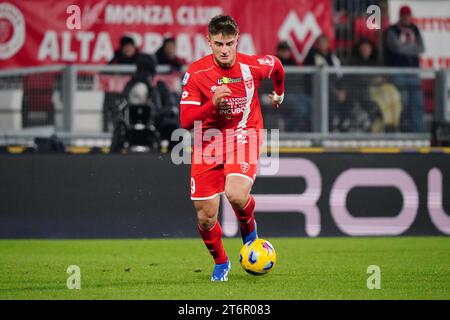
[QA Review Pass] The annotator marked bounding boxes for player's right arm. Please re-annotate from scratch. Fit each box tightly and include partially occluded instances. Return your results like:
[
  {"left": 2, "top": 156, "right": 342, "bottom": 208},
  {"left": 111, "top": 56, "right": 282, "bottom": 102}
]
[{"left": 180, "top": 68, "right": 231, "bottom": 129}]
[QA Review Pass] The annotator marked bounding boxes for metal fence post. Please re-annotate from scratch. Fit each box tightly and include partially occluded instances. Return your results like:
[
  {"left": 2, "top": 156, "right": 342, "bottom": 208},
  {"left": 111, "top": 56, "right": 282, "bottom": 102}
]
[
  {"left": 62, "top": 65, "right": 76, "bottom": 132},
  {"left": 310, "top": 68, "right": 322, "bottom": 132},
  {"left": 434, "top": 69, "right": 449, "bottom": 122},
  {"left": 446, "top": 71, "right": 450, "bottom": 122},
  {"left": 319, "top": 67, "right": 329, "bottom": 135},
  {"left": 312, "top": 66, "right": 329, "bottom": 135}
]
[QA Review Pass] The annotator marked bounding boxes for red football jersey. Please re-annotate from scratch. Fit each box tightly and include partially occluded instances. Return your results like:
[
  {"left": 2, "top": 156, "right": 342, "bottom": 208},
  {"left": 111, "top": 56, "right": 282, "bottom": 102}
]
[{"left": 180, "top": 52, "right": 280, "bottom": 134}]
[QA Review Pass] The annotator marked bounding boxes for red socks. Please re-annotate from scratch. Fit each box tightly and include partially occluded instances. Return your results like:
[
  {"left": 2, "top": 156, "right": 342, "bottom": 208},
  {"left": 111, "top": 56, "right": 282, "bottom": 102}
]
[
  {"left": 198, "top": 222, "right": 228, "bottom": 264},
  {"left": 233, "top": 195, "right": 256, "bottom": 235},
  {"left": 198, "top": 195, "right": 255, "bottom": 264}
]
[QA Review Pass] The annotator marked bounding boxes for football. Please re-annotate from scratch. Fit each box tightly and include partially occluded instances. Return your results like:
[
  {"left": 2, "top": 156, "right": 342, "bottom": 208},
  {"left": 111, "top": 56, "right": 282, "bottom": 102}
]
[{"left": 239, "top": 239, "right": 277, "bottom": 275}]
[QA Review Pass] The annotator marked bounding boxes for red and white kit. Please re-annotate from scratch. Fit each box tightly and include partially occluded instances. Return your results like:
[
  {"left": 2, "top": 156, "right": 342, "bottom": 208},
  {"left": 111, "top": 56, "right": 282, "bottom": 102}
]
[{"left": 180, "top": 53, "right": 285, "bottom": 200}]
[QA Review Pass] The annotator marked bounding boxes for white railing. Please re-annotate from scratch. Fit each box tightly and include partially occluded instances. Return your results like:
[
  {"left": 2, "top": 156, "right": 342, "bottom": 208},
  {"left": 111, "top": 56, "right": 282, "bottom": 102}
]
[{"left": 0, "top": 64, "right": 448, "bottom": 147}]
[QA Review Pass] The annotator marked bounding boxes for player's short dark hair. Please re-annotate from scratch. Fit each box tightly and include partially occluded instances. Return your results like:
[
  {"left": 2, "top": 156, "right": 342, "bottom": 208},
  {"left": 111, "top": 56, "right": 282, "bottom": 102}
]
[{"left": 208, "top": 15, "right": 239, "bottom": 36}]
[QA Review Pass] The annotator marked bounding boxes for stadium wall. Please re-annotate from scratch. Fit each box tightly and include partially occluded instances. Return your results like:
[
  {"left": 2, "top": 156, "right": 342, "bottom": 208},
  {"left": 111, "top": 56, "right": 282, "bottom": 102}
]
[{"left": 0, "top": 153, "right": 448, "bottom": 238}]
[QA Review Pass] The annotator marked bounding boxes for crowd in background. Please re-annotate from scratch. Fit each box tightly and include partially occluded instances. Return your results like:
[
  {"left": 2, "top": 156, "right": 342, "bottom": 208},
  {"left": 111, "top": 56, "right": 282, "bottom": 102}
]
[
  {"left": 105, "top": 35, "right": 184, "bottom": 152},
  {"left": 274, "top": 4, "right": 425, "bottom": 133},
  {"left": 103, "top": 4, "right": 426, "bottom": 147}
]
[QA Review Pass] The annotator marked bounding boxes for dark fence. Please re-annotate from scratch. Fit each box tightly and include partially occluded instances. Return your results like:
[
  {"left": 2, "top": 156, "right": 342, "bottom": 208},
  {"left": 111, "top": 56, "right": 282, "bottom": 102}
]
[{"left": 0, "top": 153, "right": 448, "bottom": 238}]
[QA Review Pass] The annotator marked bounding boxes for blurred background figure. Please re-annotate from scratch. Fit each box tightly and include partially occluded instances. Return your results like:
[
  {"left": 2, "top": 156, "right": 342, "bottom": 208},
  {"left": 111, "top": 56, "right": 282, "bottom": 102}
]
[
  {"left": 122, "top": 54, "right": 157, "bottom": 99},
  {"left": 155, "top": 37, "right": 187, "bottom": 72},
  {"left": 304, "top": 34, "right": 341, "bottom": 67},
  {"left": 304, "top": 34, "right": 352, "bottom": 132},
  {"left": 276, "top": 41, "right": 297, "bottom": 66},
  {"left": 351, "top": 38, "right": 378, "bottom": 66},
  {"left": 350, "top": 38, "right": 402, "bottom": 132},
  {"left": 152, "top": 38, "right": 184, "bottom": 148},
  {"left": 153, "top": 37, "right": 185, "bottom": 109},
  {"left": 273, "top": 41, "right": 311, "bottom": 132},
  {"left": 109, "top": 36, "right": 142, "bottom": 65},
  {"left": 110, "top": 54, "right": 159, "bottom": 153},
  {"left": 103, "top": 36, "right": 157, "bottom": 133},
  {"left": 368, "top": 76, "right": 402, "bottom": 132},
  {"left": 110, "top": 50, "right": 180, "bottom": 153},
  {"left": 348, "top": 38, "right": 384, "bottom": 132},
  {"left": 384, "top": 5, "right": 425, "bottom": 132}
]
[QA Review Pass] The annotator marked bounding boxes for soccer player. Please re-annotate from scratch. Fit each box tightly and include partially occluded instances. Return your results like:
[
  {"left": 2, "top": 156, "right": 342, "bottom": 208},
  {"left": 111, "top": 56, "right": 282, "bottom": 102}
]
[{"left": 180, "top": 15, "right": 285, "bottom": 281}]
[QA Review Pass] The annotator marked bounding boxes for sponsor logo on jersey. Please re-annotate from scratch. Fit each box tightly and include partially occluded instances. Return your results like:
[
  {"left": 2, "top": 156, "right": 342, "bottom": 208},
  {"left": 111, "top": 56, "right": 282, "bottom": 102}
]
[
  {"left": 218, "top": 77, "right": 242, "bottom": 85},
  {"left": 217, "top": 97, "right": 247, "bottom": 116},
  {"left": 210, "top": 85, "right": 217, "bottom": 92},
  {"left": 182, "top": 72, "right": 190, "bottom": 86},
  {"left": 181, "top": 90, "right": 189, "bottom": 99},
  {"left": 240, "top": 162, "right": 250, "bottom": 173},
  {"left": 257, "top": 57, "right": 274, "bottom": 66}
]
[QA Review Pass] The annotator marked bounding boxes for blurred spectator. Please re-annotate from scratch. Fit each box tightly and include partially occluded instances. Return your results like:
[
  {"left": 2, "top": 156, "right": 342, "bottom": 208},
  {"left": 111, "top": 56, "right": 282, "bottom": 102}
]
[
  {"left": 384, "top": 5, "right": 425, "bottom": 132},
  {"left": 348, "top": 38, "right": 383, "bottom": 132},
  {"left": 276, "top": 41, "right": 297, "bottom": 66},
  {"left": 368, "top": 76, "right": 402, "bottom": 132},
  {"left": 151, "top": 38, "right": 185, "bottom": 145},
  {"left": 274, "top": 41, "right": 311, "bottom": 132},
  {"left": 350, "top": 38, "right": 402, "bottom": 132},
  {"left": 111, "top": 54, "right": 159, "bottom": 153},
  {"left": 103, "top": 36, "right": 157, "bottom": 132},
  {"left": 122, "top": 54, "right": 157, "bottom": 99},
  {"left": 155, "top": 37, "right": 187, "bottom": 71},
  {"left": 154, "top": 37, "right": 185, "bottom": 111},
  {"left": 304, "top": 34, "right": 341, "bottom": 67},
  {"left": 111, "top": 53, "right": 179, "bottom": 153},
  {"left": 304, "top": 35, "right": 352, "bottom": 132},
  {"left": 351, "top": 38, "right": 378, "bottom": 66},
  {"left": 109, "top": 36, "right": 141, "bottom": 65}
]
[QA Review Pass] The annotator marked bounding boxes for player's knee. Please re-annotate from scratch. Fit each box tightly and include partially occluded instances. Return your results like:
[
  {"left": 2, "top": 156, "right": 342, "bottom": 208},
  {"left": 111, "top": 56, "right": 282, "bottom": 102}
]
[
  {"left": 225, "top": 189, "right": 248, "bottom": 209},
  {"left": 196, "top": 206, "right": 218, "bottom": 230},
  {"left": 197, "top": 215, "right": 217, "bottom": 230}
]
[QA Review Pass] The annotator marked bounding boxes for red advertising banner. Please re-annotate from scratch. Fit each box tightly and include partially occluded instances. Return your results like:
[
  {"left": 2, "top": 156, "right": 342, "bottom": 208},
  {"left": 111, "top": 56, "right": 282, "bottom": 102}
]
[{"left": 0, "top": 0, "right": 333, "bottom": 69}]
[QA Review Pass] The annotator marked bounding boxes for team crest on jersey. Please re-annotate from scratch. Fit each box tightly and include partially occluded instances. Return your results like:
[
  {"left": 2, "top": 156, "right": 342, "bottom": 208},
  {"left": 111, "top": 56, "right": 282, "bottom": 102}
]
[
  {"left": 244, "top": 78, "right": 254, "bottom": 90},
  {"left": 257, "top": 56, "right": 274, "bottom": 66},
  {"left": 182, "top": 72, "right": 190, "bottom": 86},
  {"left": 240, "top": 162, "right": 250, "bottom": 173}
]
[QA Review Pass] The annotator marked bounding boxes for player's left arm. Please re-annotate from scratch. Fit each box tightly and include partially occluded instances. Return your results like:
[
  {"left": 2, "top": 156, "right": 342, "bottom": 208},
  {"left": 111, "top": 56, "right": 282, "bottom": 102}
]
[{"left": 257, "top": 55, "right": 285, "bottom": 109}]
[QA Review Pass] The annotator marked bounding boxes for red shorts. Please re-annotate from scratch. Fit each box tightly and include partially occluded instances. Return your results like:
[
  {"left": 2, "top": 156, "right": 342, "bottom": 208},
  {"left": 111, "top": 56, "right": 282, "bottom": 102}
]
[{"left": 190, "top": 138, "right": 261, "bottom": 200}]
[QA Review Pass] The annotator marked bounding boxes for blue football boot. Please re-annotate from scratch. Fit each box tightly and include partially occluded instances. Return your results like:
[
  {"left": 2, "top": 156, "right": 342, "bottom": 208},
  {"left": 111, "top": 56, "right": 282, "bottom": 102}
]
[
  {"left": 242, "top": 220, "right": 258, "bottom": 244},
  {"left": 211, "top": 260, "right": 231, "bottom": 282}
]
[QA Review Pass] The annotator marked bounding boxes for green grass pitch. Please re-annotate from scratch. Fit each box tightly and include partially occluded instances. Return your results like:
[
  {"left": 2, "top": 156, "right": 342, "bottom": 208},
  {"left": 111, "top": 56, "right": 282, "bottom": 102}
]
[{"left": 0, "top": 237, "right": 449, "bottom": 299}]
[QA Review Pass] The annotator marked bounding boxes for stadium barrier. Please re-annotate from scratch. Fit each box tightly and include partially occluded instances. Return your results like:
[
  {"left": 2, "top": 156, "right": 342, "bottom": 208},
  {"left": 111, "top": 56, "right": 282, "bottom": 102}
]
[
  {"left": 1, "top": 65, "right": 449, "bottom": 148},
  {"left": 0, "top": 153, "right": 448, "bottom": 238}
]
